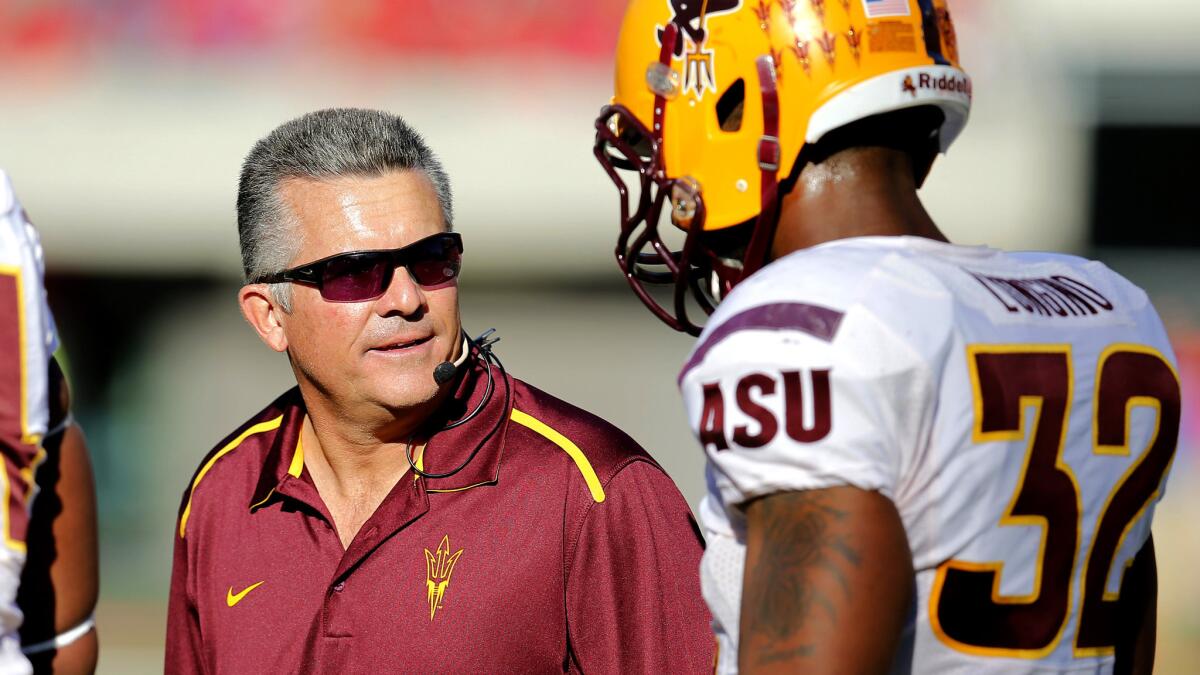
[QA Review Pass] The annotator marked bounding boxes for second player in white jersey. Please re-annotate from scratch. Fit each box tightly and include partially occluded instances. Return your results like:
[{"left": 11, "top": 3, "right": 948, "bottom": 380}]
[
  {"left": 682, "top": 236, "right": 1179, "bottom": 674},
  {"left": 0, "top": 169, "right": 60, "bottom": 674}
]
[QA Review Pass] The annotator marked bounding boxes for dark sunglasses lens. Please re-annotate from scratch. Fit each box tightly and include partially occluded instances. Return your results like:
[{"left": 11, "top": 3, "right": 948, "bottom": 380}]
[
  {"left": 320, "top": 254, "right": 391, "bottom": 301},
  {"left": 407, "top": 237, "right": 462, "bottom": 286}
]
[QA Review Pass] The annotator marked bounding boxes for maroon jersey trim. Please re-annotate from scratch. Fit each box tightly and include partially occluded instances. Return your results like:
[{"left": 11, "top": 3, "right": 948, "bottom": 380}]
[
  {"left": 1, "top": 267, "right": 39, "bottom": 552},
  {"left": 678, "top": 301, "right": 845, "bottom": 384},
  {"left": 0, "top": 267, "right": 35, "bottom": 445}
]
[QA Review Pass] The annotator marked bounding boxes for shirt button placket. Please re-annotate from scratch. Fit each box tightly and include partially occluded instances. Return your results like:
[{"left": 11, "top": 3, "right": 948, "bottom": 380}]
[
  {"left": 325, "top": 579, "right": 353, "bottom": 638},
  {"left": 325, "top": 524, "right": 382, "bottom": 637}
]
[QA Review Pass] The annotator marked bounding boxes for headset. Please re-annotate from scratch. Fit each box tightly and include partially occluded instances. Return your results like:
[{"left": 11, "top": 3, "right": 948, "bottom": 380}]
[{"left": 405, "top": 328, "right": 510, "bottom": 480}]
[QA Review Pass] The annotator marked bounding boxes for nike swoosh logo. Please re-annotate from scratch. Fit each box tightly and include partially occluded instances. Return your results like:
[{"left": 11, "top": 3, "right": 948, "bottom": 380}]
[{"left": 226, "top": 581, "right": 265, "bottom": 607}]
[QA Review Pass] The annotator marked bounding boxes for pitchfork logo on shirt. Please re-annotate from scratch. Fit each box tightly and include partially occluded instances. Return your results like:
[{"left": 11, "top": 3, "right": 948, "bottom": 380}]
[{"left": 424, "top": 535, "right": 464, "bottom": 621}]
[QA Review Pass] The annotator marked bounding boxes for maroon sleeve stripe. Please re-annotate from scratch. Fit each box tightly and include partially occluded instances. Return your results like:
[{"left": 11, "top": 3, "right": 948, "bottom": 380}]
[{"left": 678, "top": 302, "right": 845, "bottom": 384}]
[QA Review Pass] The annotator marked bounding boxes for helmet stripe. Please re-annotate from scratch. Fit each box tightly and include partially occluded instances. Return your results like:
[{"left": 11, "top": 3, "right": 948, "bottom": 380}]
[{"left": 916, "top": 0, "right": 950, "bottom": 66}]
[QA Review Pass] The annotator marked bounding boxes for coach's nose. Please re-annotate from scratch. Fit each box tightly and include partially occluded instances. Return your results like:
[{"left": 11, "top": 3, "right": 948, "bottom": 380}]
[{"left": 374, "top": 264, "right": 426, "bottom": 318}]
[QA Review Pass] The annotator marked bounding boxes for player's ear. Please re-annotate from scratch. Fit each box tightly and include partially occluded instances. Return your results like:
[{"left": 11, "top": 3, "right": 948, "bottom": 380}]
[{"left": 238, "top": 284, "right": 289, "bottom": 353}]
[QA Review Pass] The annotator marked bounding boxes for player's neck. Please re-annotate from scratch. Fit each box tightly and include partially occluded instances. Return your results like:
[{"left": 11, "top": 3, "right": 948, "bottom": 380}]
[{"left": 771, "top": 146, "right": 948, "bottom": 257}]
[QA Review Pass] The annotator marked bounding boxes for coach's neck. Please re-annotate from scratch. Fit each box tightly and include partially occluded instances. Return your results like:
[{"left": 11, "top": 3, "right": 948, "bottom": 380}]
[{"left": 294, "top": 381, "right": 453, "bottom": 546}]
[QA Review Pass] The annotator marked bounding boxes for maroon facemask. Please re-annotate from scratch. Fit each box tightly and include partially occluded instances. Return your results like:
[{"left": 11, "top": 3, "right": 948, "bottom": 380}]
[{"left": 593, "top": 24, "right": 783, "bottom": 337}]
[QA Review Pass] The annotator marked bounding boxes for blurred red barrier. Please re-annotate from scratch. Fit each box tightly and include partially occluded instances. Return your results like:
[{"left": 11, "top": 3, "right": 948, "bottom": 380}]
[{"left": 0, "top": 0, "right": 627, "bottom": 60}]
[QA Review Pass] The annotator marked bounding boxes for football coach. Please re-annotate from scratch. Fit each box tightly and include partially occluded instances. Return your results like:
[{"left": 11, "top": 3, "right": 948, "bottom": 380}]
[{"left": 165, "top": 108, "right": 713, "bottom": 673}]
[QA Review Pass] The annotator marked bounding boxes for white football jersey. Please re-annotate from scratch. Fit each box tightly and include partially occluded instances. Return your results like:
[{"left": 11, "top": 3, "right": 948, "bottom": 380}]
[
  {"left": 681, "top": 236, "right": 1179, "bottom": 674},
  {"left": 0, "top": 169, "right": 58, "bottom": 674}
]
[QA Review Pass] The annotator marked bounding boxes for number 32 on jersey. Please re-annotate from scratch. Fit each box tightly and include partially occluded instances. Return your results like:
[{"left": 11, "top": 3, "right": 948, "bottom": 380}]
[{"left": 932, "top": 344, "right": 1179, "bottom": 659}]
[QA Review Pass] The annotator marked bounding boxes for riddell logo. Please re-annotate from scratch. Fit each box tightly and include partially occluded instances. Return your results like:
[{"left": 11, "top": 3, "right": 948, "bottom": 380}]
[{"left": 903, "top": 72, "right": 972, "bottom": 99}]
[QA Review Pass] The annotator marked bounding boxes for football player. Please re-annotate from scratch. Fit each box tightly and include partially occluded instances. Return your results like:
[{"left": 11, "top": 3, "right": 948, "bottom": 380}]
[
  {"left": 594, "top": 1, "right": 1175, "bottom": 673},
  {"left": 1, "top": 170, "right": 98, "bottom": 673}
]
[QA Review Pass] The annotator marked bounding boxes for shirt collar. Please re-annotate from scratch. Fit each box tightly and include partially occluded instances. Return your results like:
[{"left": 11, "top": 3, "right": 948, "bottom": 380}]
[
  {"left": 249, "top": 388, "right": 307, "bottom": 510},
  {"left": 248, "top": 347, "right": 513, "bottom": 510}
]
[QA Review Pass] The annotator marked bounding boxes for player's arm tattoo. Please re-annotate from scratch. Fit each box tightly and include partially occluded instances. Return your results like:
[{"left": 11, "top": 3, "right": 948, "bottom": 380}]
[
  {"left": 740, "top": 487, "right": 913, "bottom": 673},
  {"left": 740, "top": 490, "right": 862, "bottom": 668}
]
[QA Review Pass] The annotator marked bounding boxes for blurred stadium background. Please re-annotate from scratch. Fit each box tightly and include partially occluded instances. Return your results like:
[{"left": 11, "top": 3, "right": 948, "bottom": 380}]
[{"left": 1, "top": 0, "right": 1198, "bottom": 671}]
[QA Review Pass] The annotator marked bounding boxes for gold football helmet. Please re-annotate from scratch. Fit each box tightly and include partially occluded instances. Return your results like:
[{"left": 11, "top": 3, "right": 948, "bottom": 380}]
[{"left": 594, "top": 0, "right": 970, "bottom": 334}]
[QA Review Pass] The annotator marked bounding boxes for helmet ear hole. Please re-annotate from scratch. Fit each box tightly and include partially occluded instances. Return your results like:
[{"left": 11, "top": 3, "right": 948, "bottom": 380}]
[{"left": 716, "top": 79, "right": 745, "bottom": 132}]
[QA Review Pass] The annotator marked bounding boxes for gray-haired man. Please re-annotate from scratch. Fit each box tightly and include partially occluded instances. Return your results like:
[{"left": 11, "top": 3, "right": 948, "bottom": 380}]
[{"left": 165, "top": 108, "right": 713, "bottom": 673}]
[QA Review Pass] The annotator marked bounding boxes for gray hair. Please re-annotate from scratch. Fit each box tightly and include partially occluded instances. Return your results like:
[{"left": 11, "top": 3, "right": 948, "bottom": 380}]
[{"left": 236, "top": 108, "right": 454, "bottom": 309}]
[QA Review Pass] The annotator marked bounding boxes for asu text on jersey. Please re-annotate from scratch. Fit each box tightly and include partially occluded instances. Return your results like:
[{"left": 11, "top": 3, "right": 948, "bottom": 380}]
[{"left": 681, "top": 236, "right": 1179, "bottom": 674}]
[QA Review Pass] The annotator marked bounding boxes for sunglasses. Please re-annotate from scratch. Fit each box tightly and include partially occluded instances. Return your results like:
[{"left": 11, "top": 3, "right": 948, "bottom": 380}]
[{"left": 258, "top": 232, "right": 463, "bottom": 302}]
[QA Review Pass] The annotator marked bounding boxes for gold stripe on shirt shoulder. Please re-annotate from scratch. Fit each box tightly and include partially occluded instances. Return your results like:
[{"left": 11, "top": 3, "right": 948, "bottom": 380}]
[
  {"left": 179, "top": 415, "right": 284, "bottom": 538},
  {"left": 288, "top": 432, "right": 305, "bottom": 478},
  {"left": 510, "top": 408, "right": 605, "bottom": 503}
]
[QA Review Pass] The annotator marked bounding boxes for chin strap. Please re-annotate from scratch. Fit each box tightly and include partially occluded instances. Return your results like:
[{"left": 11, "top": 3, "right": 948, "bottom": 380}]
[
  {"left": 653, "top": 24, "right": 677, "bottom": 146},
  {"left": 739, "top": 55, "right": 782, "bottom": 282}
]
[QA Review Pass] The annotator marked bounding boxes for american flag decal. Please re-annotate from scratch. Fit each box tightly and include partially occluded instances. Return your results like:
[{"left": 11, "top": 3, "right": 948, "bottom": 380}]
[{"left": 862, "top": 0, "right": 910, "bottom": 18}]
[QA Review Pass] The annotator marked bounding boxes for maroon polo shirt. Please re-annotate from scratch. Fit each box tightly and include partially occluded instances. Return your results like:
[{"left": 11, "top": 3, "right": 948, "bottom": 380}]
[{"left": 166, "top": 356, "right": 713, "bottom": 674}]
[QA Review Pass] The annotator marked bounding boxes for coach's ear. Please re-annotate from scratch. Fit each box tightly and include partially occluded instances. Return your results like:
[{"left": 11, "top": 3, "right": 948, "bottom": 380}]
[{"left": 238, "top": 284, "right": 289, "bottom": 353}]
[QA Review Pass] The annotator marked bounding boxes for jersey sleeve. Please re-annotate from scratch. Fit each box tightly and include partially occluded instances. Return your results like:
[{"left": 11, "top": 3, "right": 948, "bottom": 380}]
[
  {"left": 0, "top": 170, "right": 58, "bottom": 447},
  {"left": 0, "top": 170, "right": 59, "bottom": 545},
  {"left": 679, "top": 301, "right": 935, "bottom": 508}
]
